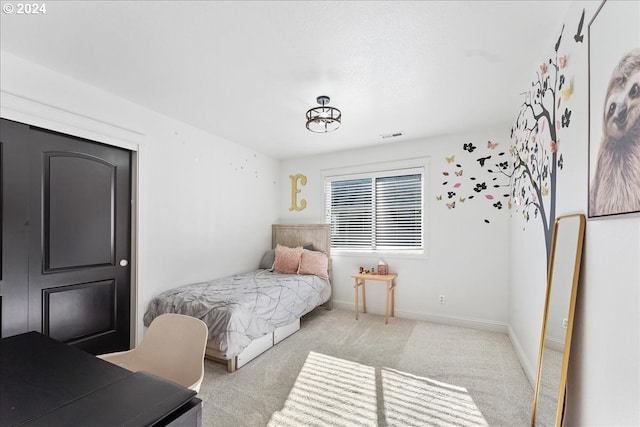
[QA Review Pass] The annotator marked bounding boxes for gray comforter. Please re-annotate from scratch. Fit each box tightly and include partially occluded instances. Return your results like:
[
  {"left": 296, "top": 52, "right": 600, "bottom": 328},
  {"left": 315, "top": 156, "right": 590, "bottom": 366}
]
[{"left": 143, "top": 269, "right": 331, "bottom": 359}]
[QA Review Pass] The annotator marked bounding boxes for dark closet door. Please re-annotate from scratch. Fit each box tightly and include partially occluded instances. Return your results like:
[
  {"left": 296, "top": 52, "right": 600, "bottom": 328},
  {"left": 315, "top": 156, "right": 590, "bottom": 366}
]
[
  {"left": 1, "top": 119, "right": 132, "bottom": 354},
  {"left": 0, "top": 120, "right": 30, "bottom": 338}
]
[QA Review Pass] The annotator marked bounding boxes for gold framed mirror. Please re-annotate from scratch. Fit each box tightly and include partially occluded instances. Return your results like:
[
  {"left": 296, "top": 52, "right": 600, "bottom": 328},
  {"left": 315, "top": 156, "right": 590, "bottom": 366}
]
[{"left": 532, "top": 213, "right": 586, "bottom": 426}]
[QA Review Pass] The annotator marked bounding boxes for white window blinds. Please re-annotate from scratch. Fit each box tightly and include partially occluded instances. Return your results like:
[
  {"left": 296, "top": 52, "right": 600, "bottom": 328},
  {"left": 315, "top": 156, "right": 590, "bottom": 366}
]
[{"left": 325, "top": 169, "right": 423, "bottom": 252}]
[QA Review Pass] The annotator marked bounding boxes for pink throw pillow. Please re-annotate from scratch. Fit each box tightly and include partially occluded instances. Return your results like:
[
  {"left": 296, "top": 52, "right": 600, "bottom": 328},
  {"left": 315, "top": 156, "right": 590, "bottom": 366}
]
[
  {"left": 273, "top": 244, "right": 304, "bottom": 274},
  {"left": 298, "top": 250, "right": 329, "bottom": 279}
]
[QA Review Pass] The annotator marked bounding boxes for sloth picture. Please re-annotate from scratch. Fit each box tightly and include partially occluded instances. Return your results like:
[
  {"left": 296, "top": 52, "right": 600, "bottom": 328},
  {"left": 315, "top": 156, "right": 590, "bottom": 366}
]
[{"left": 590, "top": 48, "right": 640, "bottom": 216}]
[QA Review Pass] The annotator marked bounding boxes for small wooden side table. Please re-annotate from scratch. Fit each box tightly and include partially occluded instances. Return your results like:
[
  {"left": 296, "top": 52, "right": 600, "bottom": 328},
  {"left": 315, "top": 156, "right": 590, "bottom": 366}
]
[{"left": 352, "top": 273, "right": 398, "bottom": 324}]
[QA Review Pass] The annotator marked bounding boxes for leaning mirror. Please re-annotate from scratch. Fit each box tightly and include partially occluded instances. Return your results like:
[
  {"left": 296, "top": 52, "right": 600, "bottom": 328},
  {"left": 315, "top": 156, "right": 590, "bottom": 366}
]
[{"left": 532, "top": 213, "right": 586, "bottom": 426}]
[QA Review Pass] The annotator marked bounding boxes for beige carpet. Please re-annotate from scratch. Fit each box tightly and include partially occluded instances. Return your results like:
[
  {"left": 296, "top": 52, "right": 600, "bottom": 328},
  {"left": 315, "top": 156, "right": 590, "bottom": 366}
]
[
  {"left": 198, "top": 307, "right": 534, "bottom": 427},
  {"left": 268, "top": 352, "right": 489, "bottom": 427},
  {"left": 268, "top": 352, "right": 378, "bottom": 426}
]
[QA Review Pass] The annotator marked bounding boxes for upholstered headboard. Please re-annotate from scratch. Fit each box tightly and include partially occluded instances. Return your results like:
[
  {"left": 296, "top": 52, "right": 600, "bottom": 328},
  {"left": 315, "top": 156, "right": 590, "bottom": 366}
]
[
  {"left": 271, "top": 224, "right": 330, "bottom": 255},
  {"left": 272, "top": 224, "right": 332, "bottom": 309}
]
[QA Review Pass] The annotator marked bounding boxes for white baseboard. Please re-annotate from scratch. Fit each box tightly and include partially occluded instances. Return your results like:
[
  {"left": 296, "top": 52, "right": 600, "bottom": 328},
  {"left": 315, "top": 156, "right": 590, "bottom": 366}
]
[
  {"left": 507, "top": 324, "right": 537, "bottom": 387},
  {"left": 332, "top": 300, "right": 508, "bottom": 333}
]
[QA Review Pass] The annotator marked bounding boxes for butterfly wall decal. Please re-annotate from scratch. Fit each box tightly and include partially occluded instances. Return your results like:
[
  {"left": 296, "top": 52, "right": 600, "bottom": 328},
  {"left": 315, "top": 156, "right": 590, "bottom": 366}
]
[
  {"left": 438, "top": 137, "right": 512, "bottom": 225},
  {"left": 540, "top": 62, "right": 548, "bottom": 75},
  {"left": 558, "top": 55, "right": 568, "bottom": 69},
  {"left": 561, "top": 78, "right": 574, "bottom": 101}
]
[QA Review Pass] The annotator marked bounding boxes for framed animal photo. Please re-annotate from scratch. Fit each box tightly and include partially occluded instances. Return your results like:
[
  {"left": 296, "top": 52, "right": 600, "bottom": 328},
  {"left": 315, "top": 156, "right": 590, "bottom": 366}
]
[{"left": 588, "top": 0, "right": 640, "bottom": 218}]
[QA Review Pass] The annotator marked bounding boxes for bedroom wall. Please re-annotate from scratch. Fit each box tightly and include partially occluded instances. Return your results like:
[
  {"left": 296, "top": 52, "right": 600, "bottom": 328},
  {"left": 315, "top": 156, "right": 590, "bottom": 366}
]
[
  {"left": 508, "top": 1, "right": 639, "bottom": 425},
  {"left": 278, "top": 126, "right": 512, "bottom": 330},
  {"left": 0, "top": 51, "right": 281, "bottom": 343}
]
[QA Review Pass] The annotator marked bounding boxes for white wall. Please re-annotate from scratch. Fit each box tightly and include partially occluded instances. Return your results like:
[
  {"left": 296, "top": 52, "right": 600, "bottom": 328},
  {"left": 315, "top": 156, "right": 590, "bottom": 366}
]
[
  {"left": 0, "top": 51, "right": 281, "bottom": 343},
  {"left": 279, "top": 126, "right": 511, "bottom": 330},
  {"left": 508, "top": 1, "right": 640, "bottom": 425}
]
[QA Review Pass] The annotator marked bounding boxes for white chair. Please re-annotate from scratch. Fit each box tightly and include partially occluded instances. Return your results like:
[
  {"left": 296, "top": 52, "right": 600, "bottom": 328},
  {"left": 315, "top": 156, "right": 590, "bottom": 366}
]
[{"left": 98, "top": 313, "right": 208, "bottom": 393}]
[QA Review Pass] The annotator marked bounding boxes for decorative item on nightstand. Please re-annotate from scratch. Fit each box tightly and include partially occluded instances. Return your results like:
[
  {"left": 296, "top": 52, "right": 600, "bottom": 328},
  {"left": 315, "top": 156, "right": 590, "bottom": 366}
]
[{"left": 378, "top": 260, "right": 388, "bottom": 276}]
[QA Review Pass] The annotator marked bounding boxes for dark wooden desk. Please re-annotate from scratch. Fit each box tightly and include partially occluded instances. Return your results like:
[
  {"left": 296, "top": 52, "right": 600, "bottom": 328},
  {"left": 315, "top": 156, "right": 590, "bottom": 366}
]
[{"left": 0, "top": 331, "right": 202, "bottom": 427}]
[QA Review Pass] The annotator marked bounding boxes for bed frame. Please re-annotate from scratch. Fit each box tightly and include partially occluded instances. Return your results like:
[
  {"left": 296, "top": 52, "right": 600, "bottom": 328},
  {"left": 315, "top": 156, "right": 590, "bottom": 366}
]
[{"left": 204, "top": 224, "right": 332, "bottom": 372}]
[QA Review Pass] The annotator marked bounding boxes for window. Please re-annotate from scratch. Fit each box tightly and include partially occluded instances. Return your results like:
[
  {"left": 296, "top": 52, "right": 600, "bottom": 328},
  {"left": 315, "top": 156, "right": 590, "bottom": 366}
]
[{"left": 324, "top": 167, "right": 424, "bottom": 254}]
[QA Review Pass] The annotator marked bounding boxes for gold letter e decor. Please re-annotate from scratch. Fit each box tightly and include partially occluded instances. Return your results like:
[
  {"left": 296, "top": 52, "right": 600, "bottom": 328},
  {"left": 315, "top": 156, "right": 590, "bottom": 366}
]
[{"left": 289, "top": 174, "right": 307, "bottom": 211}]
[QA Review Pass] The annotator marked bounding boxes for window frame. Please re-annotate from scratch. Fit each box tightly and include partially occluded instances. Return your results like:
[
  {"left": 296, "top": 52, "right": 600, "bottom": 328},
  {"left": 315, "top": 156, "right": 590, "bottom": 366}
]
[{"left": 322, "top": 158, "right": 428, "bottom": 257}]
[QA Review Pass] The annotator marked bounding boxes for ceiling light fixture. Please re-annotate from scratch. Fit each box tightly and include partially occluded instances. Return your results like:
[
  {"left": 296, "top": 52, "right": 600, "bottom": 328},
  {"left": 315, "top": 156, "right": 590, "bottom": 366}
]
[{"left": 306, "top": 96, "right": 341, "bottom": 133}]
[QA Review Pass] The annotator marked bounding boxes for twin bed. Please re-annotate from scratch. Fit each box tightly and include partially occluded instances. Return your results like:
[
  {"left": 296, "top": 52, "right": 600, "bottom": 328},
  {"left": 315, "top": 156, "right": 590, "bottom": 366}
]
[{"left": 143, "top": 224, "right": 332, "bottom": 372}]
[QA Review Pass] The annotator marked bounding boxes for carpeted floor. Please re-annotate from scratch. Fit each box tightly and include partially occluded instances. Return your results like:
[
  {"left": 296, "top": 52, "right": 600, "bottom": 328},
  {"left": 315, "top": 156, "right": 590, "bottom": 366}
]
[{"left": 198, "top": 307, "right": 534, "bottom": 427}]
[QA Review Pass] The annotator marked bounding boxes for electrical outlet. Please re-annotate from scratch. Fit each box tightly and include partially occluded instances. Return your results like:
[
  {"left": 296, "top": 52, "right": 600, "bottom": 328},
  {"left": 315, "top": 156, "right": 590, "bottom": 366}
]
[
  {"left": 562, "top": 318, "right": 568, "bottom": 328},
  {"left": 439, "top": 295, "right": 445, "bottom": 304}
]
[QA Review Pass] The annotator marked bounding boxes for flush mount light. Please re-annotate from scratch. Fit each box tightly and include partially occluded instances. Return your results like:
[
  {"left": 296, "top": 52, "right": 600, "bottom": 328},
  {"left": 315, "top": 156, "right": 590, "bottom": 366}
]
[{"left": 306, "top": 96, "right": 341, "bottom": 133}]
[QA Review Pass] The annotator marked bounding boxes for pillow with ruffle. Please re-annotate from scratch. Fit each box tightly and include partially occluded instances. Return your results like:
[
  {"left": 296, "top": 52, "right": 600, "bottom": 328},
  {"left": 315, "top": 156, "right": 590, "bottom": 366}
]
[
  {"left": 273, "top": 244, "right": 304, "bottom": 274},
  {"left": 298, "top": 249, "right": 329, "bottom": 279}
]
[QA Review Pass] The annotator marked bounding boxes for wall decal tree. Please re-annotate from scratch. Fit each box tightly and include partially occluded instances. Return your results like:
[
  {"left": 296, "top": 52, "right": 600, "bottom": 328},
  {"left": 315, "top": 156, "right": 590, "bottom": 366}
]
[
  {"left": 437, "top": 11, "right": 583, "bottom": 268},
  {"left": 510, "top": 22, "right": 575, "bottom": 265}
]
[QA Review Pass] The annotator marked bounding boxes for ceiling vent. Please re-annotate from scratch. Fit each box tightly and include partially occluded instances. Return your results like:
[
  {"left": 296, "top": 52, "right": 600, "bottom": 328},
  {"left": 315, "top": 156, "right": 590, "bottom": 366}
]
[{"left": 380, "top": 132, "right": 403, "bottom": 139}]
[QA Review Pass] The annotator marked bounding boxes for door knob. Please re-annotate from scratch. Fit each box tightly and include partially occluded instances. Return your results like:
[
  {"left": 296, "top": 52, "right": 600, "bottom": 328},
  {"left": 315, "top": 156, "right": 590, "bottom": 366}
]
[{"left": 120, "top": 259, "right": 129, "bottom": 267}]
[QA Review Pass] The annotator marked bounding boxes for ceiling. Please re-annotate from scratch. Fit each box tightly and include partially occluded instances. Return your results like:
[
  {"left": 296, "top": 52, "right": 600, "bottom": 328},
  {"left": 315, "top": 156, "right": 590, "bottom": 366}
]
[{"left": 0, "top": 1, "right": 572, "bottom": 159}]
